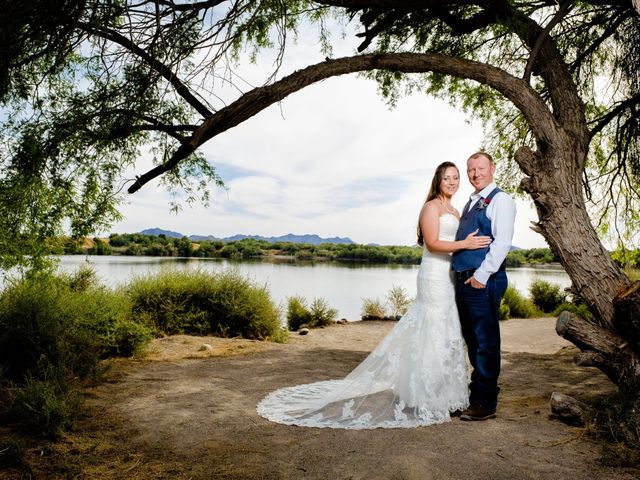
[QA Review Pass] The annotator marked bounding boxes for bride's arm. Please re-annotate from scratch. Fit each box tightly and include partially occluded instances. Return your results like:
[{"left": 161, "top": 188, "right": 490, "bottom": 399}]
[{"left": 420, "top": 202, "right": 491, "bottom": 253}]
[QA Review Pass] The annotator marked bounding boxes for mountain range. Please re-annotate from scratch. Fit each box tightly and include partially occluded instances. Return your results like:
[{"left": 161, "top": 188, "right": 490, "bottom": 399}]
[{"left": 139, "top": 228, "right": 354, "bottom": 245}]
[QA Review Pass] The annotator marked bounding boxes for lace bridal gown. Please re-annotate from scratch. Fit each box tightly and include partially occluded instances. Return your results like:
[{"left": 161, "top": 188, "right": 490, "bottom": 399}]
[{"left": 257, "top": 213, "right": 469, "bottom": 429}]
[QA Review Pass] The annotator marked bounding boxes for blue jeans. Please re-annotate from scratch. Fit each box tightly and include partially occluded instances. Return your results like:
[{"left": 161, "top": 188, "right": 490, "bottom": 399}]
[{"left": 455, "top": 270, "right": 508, "bottom": 410}]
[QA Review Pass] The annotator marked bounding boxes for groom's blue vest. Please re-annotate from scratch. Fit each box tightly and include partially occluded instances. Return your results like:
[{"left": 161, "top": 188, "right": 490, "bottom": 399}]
[{"left": 451, "top": 187, "right": 503, "bottom": 272}]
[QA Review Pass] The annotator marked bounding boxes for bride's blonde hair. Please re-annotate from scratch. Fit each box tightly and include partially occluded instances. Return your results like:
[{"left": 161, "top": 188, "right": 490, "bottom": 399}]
[{"left": 417, "top": 161, "right": 458, "bottom": 246}]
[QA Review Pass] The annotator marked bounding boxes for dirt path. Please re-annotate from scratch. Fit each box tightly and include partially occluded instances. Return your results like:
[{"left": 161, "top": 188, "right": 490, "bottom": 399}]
[{"left": 79, "top": 319, "right": 638, "bottom": 480}]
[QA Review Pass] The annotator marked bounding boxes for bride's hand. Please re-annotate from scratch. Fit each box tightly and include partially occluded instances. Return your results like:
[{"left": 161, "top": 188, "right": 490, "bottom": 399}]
[{"left": 463, "top": 229, "right": 492, "bottom": 250}]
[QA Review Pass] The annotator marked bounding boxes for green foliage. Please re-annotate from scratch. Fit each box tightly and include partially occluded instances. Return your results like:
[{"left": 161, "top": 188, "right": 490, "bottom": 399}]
[
  {"left": 506, "top": 248, "right": 557, "bottom": 267},
  {"left": 361, "top": 298, "right": 387, "bottom": 320},
  {"left": 500, "top": 286, "right": 542, "bottom": 319},
  {"left": 0, "top": 267, "right": 152, "bottom": 436},
  {"left": 12, "top": 367, "right": 80, "bottom": 438},
  {"left": 611, "top": 247, "right": 640, "bottom": 269},
  {"left": 286, "top": 295, "right": 337, "bottom": 331},
  {"left": 552, "top": 302, "right": 597, "bottom": 324},
  {"left": 127, "top": 269, "right": 286, "bottom": 341},
  {"left": 386, "top": 285, "right": 411, "bottom": 317},
  {"left": 286, "top": 296, "right": 312, "bottom": 331},
  {"left": 88, "top": 238, "right": 111, "bottom": 255},
  {"left": 0, "top": 269, "right": 152, "bottom": 383},
  {"left": 528, "top": 279, "right": 567, "bottom": 313},
  {"left": 308, "top": 298, "right": 338, "bottom": 327}
]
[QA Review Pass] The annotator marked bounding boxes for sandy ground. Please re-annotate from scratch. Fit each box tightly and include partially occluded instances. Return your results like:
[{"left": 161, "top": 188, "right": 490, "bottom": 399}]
[{"left": 29, "top": 317, "right": 633, "bottom": 480}]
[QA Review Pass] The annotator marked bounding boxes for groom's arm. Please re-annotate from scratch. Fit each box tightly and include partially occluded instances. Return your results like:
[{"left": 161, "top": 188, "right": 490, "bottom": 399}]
[{"left": 472, "top": 193, "right": 516, "bottom": 286}]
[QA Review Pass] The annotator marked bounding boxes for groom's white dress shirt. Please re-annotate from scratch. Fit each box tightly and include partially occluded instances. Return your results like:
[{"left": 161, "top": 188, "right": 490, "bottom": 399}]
[{"left": 467, "top": 182, "right": 517, "bottom": 285}]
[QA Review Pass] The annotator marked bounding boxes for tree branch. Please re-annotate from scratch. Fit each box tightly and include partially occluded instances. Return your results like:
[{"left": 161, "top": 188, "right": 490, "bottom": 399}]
[
  {"left": 589, "top": 93, "right": 640, "bottom": 138},
  {"left": 77, "top": 21, "right": 213, "bottom": 119},
  {"left": 523, "top": 0, "right": 573, "bottom": 84},
  {"left": 128, "top": 51, "right": 556, "bottom": 193}
]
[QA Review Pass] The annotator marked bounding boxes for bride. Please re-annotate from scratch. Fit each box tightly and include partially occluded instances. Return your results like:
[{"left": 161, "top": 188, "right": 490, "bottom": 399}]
[{"left": 257, "top": 161, "right": 491, "bottom": 429}]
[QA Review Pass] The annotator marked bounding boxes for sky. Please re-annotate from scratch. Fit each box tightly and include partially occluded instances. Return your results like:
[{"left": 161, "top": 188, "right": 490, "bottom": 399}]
[{"left": 110, "top": 19, "right": 548, "bottom": 249}]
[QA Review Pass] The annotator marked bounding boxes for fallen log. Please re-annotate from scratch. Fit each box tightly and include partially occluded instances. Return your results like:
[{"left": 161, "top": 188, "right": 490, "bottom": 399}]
[{"left": 556, "top": 311, "right": 640, "bottom": 394}]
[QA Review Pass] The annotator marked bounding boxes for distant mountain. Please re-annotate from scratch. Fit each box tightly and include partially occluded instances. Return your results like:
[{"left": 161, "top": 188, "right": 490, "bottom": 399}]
[
  {"left": 189, "top": 234, "right": 222, "bottom": 242},
  {"left": 140, "top": 229, "right": 354, "bottom": 245},
  {"left": 211, "top": 233, "right": 353, "bottom": 245},
  {"left": 140, "top": 228, "right": 184, "bottom": 238}
]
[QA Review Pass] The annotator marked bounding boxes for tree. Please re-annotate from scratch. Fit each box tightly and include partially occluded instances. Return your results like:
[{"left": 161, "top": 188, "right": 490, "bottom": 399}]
[{"left": 1, "top": 1, "right": 640, "bottom": 391}]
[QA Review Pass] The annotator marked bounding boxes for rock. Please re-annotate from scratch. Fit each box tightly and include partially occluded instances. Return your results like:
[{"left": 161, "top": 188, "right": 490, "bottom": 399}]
[
  {"left": 199, "top": 344, "right": 213, "bottom": 351},
  {"left": 298, "top": 328, "right": 310, "bottom": 335},
  {"left": 336, "top": 319, "right": 348, "bottom": 325},
  {"left": 298, "top": 323, "right": 310, "bottom": 330},
  {"left": 550, "top": 392, "right": 587, "bottom": 426}
]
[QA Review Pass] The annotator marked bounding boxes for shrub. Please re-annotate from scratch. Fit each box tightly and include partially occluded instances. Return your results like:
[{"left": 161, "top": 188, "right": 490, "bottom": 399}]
[
  {"left": 529, "top": 279, "right": 567, "bottom": 313},
  {"left": 499, "top": 301, "right": 511, "bottom": 320},
  {"left": 361, "top": 298, "right": 387, "bottom": 319},
  {"left": 500, "top": 286, "right": 542, "bottom": 319},
  {"left": 286, "top": 296, "right": 337, "bottom": 330},
  {"left": 127, "top": 269, "right": 286, "bottom": 341},
  {"left": 386, "top": 285, "right": 411, "bottom": 317},
  {"left": 12, "top": 368, "right": 80, "bottom": 438},
  {"left": 309, "top": 298, "right": 337, "bottom": 327},
  {"left": 286, "top": 296, "right": 312, "bottom": 331},
  {"left": 552, "top": 301, "right": 597, "bottom": 323},
  {"left": 0, "top": 269, "right": 153, "bottom": 436}
]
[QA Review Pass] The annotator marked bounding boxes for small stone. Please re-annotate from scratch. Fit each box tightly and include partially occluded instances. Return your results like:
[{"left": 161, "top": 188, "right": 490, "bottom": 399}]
[
  {"left": 298, "top": 323, "right": 310, "bottom": 330},
  {"left": 199, "top": 344, "right": 213, "bottom": 351},
  {"left": 336, "top": 319, "right": 348, "bottom": 325},
  {"left": 298, "top": 328, "right": 310, "bottom": 335}
]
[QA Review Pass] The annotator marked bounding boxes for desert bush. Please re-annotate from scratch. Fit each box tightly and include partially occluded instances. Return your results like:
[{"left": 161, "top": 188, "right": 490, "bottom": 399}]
[
  {"left": 309, "top": 297, "right": 338, "bottom": 327},
  {"left": 127, "top": 268, "right": 286, "bottom": 341},
  {"left": 361, "top": 298, "right": 387, "bottom": 319},
  {"left": 500, "top": 286, "right": 542, "bottom": 319},
  {"left": 386, "top": 285, "right": 411, "bottom": 317},
  {"left": 0, "top": 269, "right": 153, "bottom": 436},
  {"left": 12, "top": 367, "right": 80, "bottom": 438},
  {"left": 0, "top": 271, "right": 150, "bottom": 383},
  {"left": 286, "top": 296, "right": 312, "bottom": 331},
  {"left": 286, "top": 296, "right": 337, "bottom": 330},
  {"left": 529, "top": 279, "right": 567, "bottom": 313}
]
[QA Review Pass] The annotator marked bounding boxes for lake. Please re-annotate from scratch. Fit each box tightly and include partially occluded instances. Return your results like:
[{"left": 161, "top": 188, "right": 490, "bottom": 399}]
[{"left": 55, "top": 255, "right": 571, "bottom": 320}]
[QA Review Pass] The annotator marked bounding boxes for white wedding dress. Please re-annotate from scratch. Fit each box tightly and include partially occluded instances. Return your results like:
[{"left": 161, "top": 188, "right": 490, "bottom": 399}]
[{"left": 257, "top": 214, "right": 469, "bottom": 429}]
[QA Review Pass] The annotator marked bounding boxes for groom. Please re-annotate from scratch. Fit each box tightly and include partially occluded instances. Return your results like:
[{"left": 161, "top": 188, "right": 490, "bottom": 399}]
[{"left": 452, "top": 152, "right": 516, "bottom": 421}]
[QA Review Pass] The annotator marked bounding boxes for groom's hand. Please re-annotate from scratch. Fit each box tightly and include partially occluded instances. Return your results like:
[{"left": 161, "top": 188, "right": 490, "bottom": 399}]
[{"left": 465, "top": 276, "right": 486, "bottom": 289}]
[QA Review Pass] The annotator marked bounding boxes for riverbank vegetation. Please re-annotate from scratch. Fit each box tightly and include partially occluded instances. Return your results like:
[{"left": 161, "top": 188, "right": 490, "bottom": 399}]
[
  {"left": 0, "top": 267, "right": 286, "bottom": 440},
  {"left": 48, "top": 234, "right": 573, "bottom": 267}
]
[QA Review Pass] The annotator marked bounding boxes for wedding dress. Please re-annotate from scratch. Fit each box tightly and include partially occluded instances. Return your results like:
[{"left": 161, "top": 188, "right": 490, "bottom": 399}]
[{"left": 257, "top": 213, "right": 469, "bottom": 429}]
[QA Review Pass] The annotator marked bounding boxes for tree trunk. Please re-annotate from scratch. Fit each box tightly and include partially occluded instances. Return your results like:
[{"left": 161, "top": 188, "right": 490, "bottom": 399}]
[
  {"left": 516, "top": 143, "right": 630, "bottom": 328},
  {"left": 516, "top": 140, "right": 640, "bottom": 393}
]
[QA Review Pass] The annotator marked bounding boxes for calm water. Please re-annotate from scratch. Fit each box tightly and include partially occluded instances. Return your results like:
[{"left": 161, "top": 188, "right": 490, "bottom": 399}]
[{"left": 56, "top": 256, "right": 571, "bottom": 320}]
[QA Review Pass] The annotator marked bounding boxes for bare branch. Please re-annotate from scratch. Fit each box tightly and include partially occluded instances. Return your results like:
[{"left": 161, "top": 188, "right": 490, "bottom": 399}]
[{"left": 589, "top": 93, "right": 640, "bottom": 138}]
